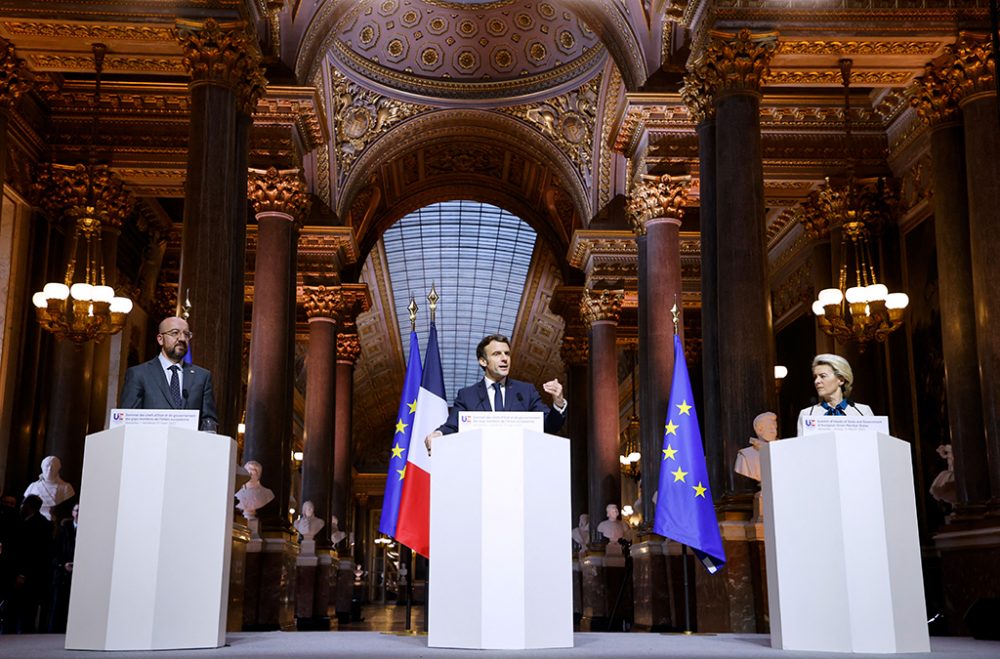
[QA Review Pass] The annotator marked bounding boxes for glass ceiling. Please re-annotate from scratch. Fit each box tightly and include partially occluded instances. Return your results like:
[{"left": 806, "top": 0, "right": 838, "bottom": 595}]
[{"left": 381, "top": 200, "right": 537, "bottom": 401}]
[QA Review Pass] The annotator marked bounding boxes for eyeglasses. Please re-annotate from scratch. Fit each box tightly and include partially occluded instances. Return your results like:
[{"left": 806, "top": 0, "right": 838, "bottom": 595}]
[{"left": 160, "top": 329, "right": 193, "bottom": 340}]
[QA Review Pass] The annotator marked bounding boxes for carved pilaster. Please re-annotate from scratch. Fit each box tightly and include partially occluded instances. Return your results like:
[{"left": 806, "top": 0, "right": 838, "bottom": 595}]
[
  {"left": 177, "top": 18, "right": 266, "bottom": 114},
  {"left": 336, "top": 331, "right": 362, "bottom": 365},
  {"left": 699, "top": 29, "right": 779, "bottom": 96},
  {"left": 580, "top": 289, "right": 624, "bottom": 327},
  {"left": 31, "top": 163, "right": 134, "bottom": 229},
  {"left": 0, "top": 37, "right": 30, "bottom": 109},
  {"left": 628, "top": 174, "right": 692, "bottom": 234},
  {"left": 248, "top": 167, "right": 311, "bottom": 223},
  {"left": 302, "top": 285, "right": 343, "bottom": 321},
  {"left": 560, "top": 335, "right": 590, "bottom": 366}
]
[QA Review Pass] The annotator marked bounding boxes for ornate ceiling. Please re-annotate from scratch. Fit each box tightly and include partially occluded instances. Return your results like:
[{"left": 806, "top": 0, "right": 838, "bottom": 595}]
[{"left": 328, "top": 0, "right": 605, "bottom": 103}]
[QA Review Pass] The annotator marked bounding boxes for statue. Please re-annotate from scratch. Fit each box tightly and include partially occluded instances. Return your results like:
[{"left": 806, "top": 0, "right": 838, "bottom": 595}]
[
  {"left": 329, "top": 515, "right": 347, "bottom": 547},
  {"left": 293, "top": 500, "right": 325, "bottom": 540},
  {"left": 734, "top": 411, "right": 779, "bottom": 482},
  {"left": 929, "top": 444, "right": 957, "bottom": 505},
  {"left": 23, "top": 456, "right": 75, "bottom": 520},
  {"left": 571, "top": 513, "right": 589, "bottom": 550},
  {"left": 234, "top": 460, "right": 275, "bottom": 520},
  {"left": 596, "top": 504, "right": 631, "bottom": 545}
]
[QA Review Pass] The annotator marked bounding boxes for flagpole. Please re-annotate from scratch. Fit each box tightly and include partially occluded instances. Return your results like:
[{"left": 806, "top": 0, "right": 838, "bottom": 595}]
[
  {"left": 423, "top": 284, "right": 437, "bottom": 634},
  {"left": 682, "top": 543, "right": 692, "bottom": 634}
]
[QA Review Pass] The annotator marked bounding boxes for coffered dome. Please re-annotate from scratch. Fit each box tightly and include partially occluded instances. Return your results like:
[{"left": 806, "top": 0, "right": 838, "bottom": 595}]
[{"left": 330, "top": 0, "right": 604, "bottom": 103}]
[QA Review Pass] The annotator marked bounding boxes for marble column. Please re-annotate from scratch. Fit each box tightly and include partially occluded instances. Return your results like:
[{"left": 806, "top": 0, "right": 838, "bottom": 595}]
[
  {"left": 682, "top": 71, "right": 725, "bottom": 495},
  {"left": 333, "top": 326, "right": 361, "bottom": 533},
  {"left": 300, "top": 286, "right": 342, "bottom": 542},
  {"left": 581, "top": 288, "right": 624, "bottom": 535},
  {"left": 244, "top": 167, "right": 309, "bottom": 530},
  {"left": 951, "top": 36, "right": 1000, "bottom": 501},
  {"left": 628, "top": 175, "right": 692, "bottom": 523},
  {"left": 701, "top": 30, "right": 778, "bottom": 503},
  {"left": 176, "top": 19, "right": 264, "bottom": 440},
  {"left": 910, "top": 63, "right": 989, "bottom": 509}
]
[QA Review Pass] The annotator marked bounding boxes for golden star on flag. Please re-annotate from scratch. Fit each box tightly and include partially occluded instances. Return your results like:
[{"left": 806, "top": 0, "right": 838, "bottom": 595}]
[
  {"left": 407, "top": 399, "right": 418, "bottom": 414},
  {"left": 665, "top": 419, "right": 679, "bottom": 435},
  {"left": 662, "top": 444, "right": 678, "bottom": 461},
  {"left": 390, "top": 443, "right": 405, "bottom": 459},
  {"left": 397, "top": 465, "right": 406, "bottom": 480},
  {"left": 692, "top": 482, "right": 707, "bottom": 498},
  {"left": 395, "top": 418, "right": 408, "bottom": 435},
  {"left": 672, "top": 466, "right": 688, "bottom": 482},
  {"left": 676, "top": 400, "right": 692, "bottom": 416}
]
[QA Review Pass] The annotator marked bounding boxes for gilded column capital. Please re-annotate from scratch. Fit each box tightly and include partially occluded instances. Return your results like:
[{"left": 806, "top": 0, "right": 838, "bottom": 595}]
[
  {"left": 248, "top": 167, "right": 311, "bottom": 223},
  {"left": 628, "top": 174, "right": 692, "bottom": 234},
  {"left": 948, "top": 33, "right": 996, "bottom": 106},
  {"left": 177, "top": 18, "right": 266, "bottom": 114},
  {"left": 560, "top": 335, "right": 590, "bottom": 366},
  {"left": 908, "top": 60, "right": 962, "bottom": 126},
  {"left": 580, "top": 288, "right": 624, "bottom": 326},
  {"left": 302, "top": 285, "right": 343, "bottom": 321},
  {"left": 700, "top": 29, "right": 779, "bottom": 96},
  {"left": 0, "top": 37, "right": 30, "bottom": 109},
  {"left": 336, "top": 330, "right": 362, "bottom": 364},
  {"left": 31, "top": 163, "right": 134, "bottom": 230},
  {"left": 680, "top": 66, "right": 716, "bottom": 125}
]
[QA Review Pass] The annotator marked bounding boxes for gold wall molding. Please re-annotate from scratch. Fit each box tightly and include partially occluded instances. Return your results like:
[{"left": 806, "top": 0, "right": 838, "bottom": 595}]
[
  {"left": 3, "top": 22, "right": 177, "bottom": 42},
  {"left": 778, "top": 40, "right": 943, "bottom": 57},
  {"left": 28, "top": 53, "right": 184, "bottom": 75},
  {"left": 766, "top": 70, "right": 911, "bottom": 87}
]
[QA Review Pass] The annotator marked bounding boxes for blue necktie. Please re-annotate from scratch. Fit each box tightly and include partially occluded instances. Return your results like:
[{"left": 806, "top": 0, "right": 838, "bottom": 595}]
[
  {"left": 169, "top": 365, "right": 182, "bottom": 408},
  {"left": 493, "top": 382, "right": 503, "bottom": 412},
  {"left": 821, "top": 400, "right": 848, "bottom": 416}
]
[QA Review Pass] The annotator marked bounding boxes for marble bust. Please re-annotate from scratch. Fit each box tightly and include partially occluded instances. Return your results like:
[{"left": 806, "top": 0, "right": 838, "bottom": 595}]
[
  {"left": 294, "top": 500, "right": 325, "bottom": 540},
  {"left": 596, "top": 504, "right": 630, "bottom": 545},
  {"left": 235, "top": 460, "right": 275, "bottom": 520},
  {"left": 23, "top": 456, "right": 75, "bottom": 521},
  {"left": 329, "top": 515, "right": 347, "bottom": 547},
  {"left": 734, "top": 411, "right": 779, "bottom": 482},
  {"left": 571, "top": 513, "right": 589, "bottom": 550}
]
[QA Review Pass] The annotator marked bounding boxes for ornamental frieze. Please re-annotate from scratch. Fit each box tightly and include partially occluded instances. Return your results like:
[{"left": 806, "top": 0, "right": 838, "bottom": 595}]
[
  {"left": 778, "top": 40, "right": 943, "bottom": 57},
  {"left": 766, "top": 70, "right": 912, "bottom": 87},
  {"left": 501, "top": 74, "right": 600, "bottom": 188},
  {"left": 27, "top": 53, "right": 184, "bottom": 75},
  {"left": 3, "top": 22, "right": 177, "bottom": 42},
  {"left": 330, "top": 67, "right": 429, "bottom": 185}
]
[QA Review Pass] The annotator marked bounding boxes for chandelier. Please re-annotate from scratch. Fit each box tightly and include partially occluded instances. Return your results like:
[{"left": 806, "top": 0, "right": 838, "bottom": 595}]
[
  {"left": 619, "top": 349, "right": 640, "bottom": 478},
  {"left": 809, "top": 59, "right": 908, "bottom": 350},
  {"left": 31, "top": 44, "right": 133, "bottom": 343}
]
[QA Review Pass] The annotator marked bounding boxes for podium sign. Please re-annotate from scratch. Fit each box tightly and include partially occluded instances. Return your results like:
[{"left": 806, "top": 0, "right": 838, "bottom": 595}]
[
  {"left": 800, "top": 415, "right": 888, "bottom": 435},
  {"left": 429, "top": 427, "right": 572, "bottom": 650},
  {"left": 66, "top": 425, "right": 236, "bottom": 651},
  {"left": 761, "top": 431, "right": 929, "bottom": 653},
  {"left": 108, "top": 408, "right": 199, "bottom": 430},
  {"left": 457, "top": 411, "right": 543, "bottom": 433}
]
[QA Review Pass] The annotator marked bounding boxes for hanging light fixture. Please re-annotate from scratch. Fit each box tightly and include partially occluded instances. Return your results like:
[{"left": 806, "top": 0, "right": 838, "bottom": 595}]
[
  {"left": 619, "top": 349, "right": 640, "bottom": 478},
  {"left": 31, "top": 43, "right": 133, "bottom": 343},
  {"left": 808, "top": 59, "right": 908, "bottom": 350}
]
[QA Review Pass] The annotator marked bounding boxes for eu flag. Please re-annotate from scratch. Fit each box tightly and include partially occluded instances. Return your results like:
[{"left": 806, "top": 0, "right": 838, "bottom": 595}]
[
  {"left": 378, "top": 330, "right": 423, "bottom": 537},
  {"left": 653, "top": 334, "right": 726, "bottom": 573}
]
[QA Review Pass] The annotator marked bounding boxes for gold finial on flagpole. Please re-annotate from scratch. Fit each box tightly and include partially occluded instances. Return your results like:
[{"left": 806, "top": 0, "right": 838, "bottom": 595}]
[
  {"left": 671, "top": 295, "right": 680, "bottom": 336},
  {"left": 407, "top": 296, "right": 418, "bottom": 332},
  {"left": 427, "top": 284, "right": 439, "bottom": 323},
  {"left": 181, "top": 288, "right": 192, "bottom": 320}
]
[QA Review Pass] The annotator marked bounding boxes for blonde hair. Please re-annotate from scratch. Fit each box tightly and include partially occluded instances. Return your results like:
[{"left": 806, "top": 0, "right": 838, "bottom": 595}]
[{"left": 812, "top": 353, "right": 854, "bottom": 396}]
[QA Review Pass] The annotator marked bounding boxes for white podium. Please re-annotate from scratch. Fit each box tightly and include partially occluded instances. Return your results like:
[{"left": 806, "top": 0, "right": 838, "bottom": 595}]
[
  {"left": 429, "top": 427, "right": 572, "bottom": 650},
  {"left": 65, "top": 425, "right": 237, "bottom": 650},
  {"left": 761, "top": 431, "right": 930, "bottom": 653}
]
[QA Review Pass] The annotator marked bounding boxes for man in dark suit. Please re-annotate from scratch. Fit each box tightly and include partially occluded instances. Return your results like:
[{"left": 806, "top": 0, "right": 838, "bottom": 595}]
[
  {"left": 424, "top": 333, "right": 567, "bottom": 454},
  {"left": 119, "top": 316, "right": 219, "bottom": 431}
]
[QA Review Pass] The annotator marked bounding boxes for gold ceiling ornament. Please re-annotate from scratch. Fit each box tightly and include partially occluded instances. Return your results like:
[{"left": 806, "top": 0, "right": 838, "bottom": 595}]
[
  {"left": 808, "top": 59, "right": 908, "bottom": 351},
  {"left": 176, "top": 18, "right": 267, "bottom": 114},
  {"left": 248, "top": 166, "right": 312, "bottom": 223},
  {"left": 32, "top": 44, "right": 135, "bottom": 344},
  {"left": 580, "top": 288, "right": 624, "bottom": 326}
]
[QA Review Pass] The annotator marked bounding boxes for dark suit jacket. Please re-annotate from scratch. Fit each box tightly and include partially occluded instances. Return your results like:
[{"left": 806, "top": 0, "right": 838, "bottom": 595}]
[
  {"left": 437, "top": 378, "right": 566, "bottom": 435},
  {"left": 119, "top": 356, "right": 219, "bottom": 429}
]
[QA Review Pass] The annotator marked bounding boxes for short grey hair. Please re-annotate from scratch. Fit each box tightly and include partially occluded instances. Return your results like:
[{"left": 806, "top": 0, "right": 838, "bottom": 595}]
[{"left": 812, "top": 353, "right": 854, "bottom": 396}]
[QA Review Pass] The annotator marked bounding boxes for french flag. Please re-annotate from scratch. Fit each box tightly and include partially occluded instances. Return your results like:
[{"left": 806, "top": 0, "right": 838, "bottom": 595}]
[{"left": 395, "top": 321, "right": 447, "bottom": 557}]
